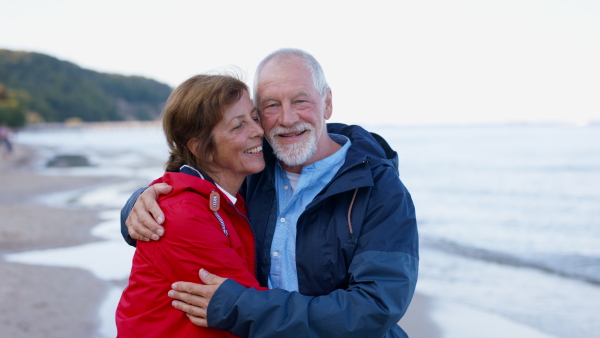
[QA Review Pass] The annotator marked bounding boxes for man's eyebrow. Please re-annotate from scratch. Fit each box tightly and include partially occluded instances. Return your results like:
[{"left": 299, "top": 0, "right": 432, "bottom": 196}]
[
  {"left": 259, "top": 96, "right": 277, "bottom": 103},
  {"left": 292, "top": 91, "right": 310, "bottom": 99}
]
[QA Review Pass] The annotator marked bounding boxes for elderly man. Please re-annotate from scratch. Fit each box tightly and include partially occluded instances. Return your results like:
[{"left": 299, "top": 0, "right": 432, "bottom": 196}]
[{"left": 122, "top": 48, "right": 418, "bottom": 337}]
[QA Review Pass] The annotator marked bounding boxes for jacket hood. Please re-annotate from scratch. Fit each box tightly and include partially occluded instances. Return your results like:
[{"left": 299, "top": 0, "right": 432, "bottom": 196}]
[{"left": 327, "top": 123, "right": 399, "bottom": 174}]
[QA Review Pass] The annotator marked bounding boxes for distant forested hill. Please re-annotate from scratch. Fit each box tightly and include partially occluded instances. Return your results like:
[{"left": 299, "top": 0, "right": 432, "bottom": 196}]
[{"left": 0, "top": 49, "right": 172, "bottom": 127}]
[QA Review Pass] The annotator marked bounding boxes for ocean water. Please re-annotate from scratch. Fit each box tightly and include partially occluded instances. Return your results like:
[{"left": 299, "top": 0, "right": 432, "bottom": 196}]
[
  {"left": 375, "top": 124, "right": 600, "bottom": 338},
  {"left": 6, "top": 123, "right": 600, "bottom": 338}
]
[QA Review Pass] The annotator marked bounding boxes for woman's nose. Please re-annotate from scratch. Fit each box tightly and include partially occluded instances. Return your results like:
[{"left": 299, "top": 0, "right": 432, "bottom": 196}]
[{"left": 251, "top": 119, "right": 264, "bottom": 138}]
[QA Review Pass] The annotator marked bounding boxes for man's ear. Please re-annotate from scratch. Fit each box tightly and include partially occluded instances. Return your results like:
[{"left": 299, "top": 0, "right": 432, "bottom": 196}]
[{"left": 324, "top": 89, "right": 333, "bottom": 120}]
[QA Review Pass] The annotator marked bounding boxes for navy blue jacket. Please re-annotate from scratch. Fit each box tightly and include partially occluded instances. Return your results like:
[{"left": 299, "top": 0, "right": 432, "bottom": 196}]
[
  {"left": 121, "top": 123, "right": 418, "bottom": 337},
  {"left": 209, "top": 123, "right": 418, "bottom": 337}
]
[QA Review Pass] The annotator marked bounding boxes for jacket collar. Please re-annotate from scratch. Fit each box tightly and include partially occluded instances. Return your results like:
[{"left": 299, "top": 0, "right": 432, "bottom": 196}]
[{"left": 179, "top": 164, "right": 217, "bottom": 185}]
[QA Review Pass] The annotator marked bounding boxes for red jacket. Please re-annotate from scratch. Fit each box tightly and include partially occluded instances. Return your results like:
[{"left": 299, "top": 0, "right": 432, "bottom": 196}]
[{"left": 116, "top": 172, "right": 265, "bottom": 337}]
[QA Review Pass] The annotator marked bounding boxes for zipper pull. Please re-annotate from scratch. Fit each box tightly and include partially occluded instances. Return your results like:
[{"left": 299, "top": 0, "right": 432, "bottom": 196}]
[{"left": 209, "top": 190, "right": 220, "bottom": 211}]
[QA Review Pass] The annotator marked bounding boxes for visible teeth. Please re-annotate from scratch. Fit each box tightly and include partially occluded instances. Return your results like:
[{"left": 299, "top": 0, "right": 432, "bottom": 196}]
[
  {"left": 281, "top": 131, "right": 304, "bottom": 137},
  {"left": 244, "top": 146, "right": 262, "bottom": 154}
]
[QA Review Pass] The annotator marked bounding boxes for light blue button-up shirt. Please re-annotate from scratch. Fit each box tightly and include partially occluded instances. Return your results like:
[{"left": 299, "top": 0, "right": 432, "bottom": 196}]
[{"left": 268, "top": 134, "right": 351, "bottom": 291}]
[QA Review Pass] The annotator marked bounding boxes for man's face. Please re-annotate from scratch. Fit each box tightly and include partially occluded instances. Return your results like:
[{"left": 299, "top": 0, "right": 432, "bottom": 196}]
[{"left": 255, "top": 56, "right": 332, "bottom": 167}]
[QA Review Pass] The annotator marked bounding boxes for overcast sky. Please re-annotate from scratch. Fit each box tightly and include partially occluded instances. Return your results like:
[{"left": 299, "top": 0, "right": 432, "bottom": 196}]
[{"left": 2, "top": 0, "right": 599, "bottom": 126}]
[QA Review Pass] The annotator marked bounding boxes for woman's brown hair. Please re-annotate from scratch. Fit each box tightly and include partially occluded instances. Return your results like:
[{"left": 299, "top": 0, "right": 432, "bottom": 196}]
[{"left": 162, "top": 74, "right": 248, "bottom": 173}]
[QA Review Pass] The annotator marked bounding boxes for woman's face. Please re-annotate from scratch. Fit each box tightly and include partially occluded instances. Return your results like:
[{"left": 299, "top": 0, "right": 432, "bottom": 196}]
[{"left": 209, "top": 90, "right": 265, "bottom": 192}]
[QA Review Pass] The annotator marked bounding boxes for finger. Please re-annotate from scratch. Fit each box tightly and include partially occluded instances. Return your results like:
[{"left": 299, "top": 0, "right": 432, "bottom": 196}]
[
  {"left": 129, "top": 185, "right": 168, "bottom": 240},
  {"left": 199, "top": 269, "right": 227, "bottom": 285},
  {"left": 169, "top": 290, "right": 209, "bottom": 315},
  {"left": 171, "top": 297, "right": 207, "bottom": 318},
  {"left": 125, "top": 210, "right": 150, "bottom": 241},
  {"left": 153, "top": 182, "right": 173, "bottom": 196},
  {"left": 136, "top": 207, "right": 163, "bottom": 240},
  {"left": 148, "top": 183, "right": 170, "bottom": 226},
  {"left": 147, "top": 184, "right": 172, "bottom": 225},
  {"left": 171, "top": 281, "right": 209, "bottom": 297},
  {"left": 186, "top": 313, "right": 208, "bottom": 328},
  {"left": 129, "top": 206, "right": 158, "bottom": 240}
]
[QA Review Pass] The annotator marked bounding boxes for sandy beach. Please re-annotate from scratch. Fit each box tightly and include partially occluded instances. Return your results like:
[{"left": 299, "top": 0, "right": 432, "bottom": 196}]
[{"left": 0, "top": 144, "right": 123, "bottom": 337}]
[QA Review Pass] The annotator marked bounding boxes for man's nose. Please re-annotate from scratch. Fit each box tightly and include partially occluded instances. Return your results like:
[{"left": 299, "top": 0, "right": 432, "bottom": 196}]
[{"left": 279, "top": 103, "right": 298, "bottom": 126}]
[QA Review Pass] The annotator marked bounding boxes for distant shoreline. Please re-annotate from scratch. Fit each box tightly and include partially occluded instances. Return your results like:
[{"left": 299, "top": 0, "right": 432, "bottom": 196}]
[
  {"left": 14, "top": 119, "right": 600, "bottom": 134},
  {"left": 21, "top": 120, "right": 162, "bottom": 131}
]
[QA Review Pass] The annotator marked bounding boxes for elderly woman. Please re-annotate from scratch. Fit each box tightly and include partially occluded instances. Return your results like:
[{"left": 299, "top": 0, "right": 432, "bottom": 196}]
[{"left": 116, "top": 74, "right": 266, "bottom": 337}]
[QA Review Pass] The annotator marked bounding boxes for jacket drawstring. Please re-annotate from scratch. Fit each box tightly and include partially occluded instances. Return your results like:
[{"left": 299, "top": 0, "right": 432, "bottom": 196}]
[{"left": 347, "top": 188, "right": 359, "bottom": 244}]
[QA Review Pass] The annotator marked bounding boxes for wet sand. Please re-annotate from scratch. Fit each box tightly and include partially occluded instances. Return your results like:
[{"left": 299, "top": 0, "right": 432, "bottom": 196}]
[{"left": 0, "top": 144, "right": 115, "bottom": 337}]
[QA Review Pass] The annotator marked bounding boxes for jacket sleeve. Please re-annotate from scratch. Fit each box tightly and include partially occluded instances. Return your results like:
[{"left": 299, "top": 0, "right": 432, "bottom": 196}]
[
  {"left": 207, "top": 169, "right": 419, "bottom": 338},
  {"left": 120, "top": 187, "right": 147, "bottom": 247}
]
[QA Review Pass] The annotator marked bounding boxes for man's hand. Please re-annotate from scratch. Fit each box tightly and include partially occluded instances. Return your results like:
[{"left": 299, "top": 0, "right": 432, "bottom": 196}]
[
  {"left": 169, "top": 269, "right": 228, "bottom": 327},
  {"left": 126, "top": 183, "right": 172, "bottom": 241}
]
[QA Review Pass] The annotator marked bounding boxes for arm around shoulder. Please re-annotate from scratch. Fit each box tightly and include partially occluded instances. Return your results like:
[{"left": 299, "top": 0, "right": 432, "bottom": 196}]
[{"left": 120, "top": 187, "right": 147, "bottom": 247}]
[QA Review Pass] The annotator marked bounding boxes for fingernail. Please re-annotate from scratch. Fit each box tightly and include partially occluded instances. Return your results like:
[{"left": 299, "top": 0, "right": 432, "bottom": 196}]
[
  {"left": 168, "top": 290, "right": 174, "bottom": 298},
  {"left": 200, "top": 268, "right": 208, "bottom": 278},
  {"left": 151, "top": 234, "right": 159, "bottom": 241},
  {"left": 172, "top": 300, "right": 178, "bottom": 307},
  {"left": 157, "top": 229, "right": 164, "bottom": 236},
  {"left": 172, "top": 282, "right": 177, "bottom": 289},
  {"left": 157, "top": 216, "right": 164, "bottom": 224}
]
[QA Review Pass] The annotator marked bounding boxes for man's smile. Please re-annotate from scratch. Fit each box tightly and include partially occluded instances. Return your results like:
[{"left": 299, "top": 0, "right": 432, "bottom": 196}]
[{"left": 279, "top": 130, "right": 307, "bottom": 138}]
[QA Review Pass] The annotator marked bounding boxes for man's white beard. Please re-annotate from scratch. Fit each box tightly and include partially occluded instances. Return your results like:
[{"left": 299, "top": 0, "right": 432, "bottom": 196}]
[{"left": 269, "top": 123, "right": 318, "bottom": 167}]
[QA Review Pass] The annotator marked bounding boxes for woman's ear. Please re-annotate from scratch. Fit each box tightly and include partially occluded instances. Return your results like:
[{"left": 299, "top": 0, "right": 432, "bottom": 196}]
[
  {"left": 187, "top": 137, "right": 213, "bottom": 163},
  {"left": 187, "top": 138, "right": 201, "bottom": 158}
]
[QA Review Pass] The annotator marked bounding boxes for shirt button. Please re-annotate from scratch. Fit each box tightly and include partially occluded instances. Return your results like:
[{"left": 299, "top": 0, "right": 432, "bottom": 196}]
[
  {"left": 284, "top": 185, "right": 289, "bottom": 190},
  {"left": 280, "top": 218, "right": 285, "bottom": 223},
  {"left": 273, "top": 252, "right": 279, "bottom": 257}
]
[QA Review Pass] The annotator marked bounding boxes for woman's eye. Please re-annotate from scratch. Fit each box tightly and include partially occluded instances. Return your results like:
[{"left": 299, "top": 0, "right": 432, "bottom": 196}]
[{"left": 233, "top": 123, "right": 242, "bottom": 130}]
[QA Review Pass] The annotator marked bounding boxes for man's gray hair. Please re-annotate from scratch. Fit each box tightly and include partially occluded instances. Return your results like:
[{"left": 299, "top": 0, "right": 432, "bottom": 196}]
[{"left": 253, "top": 48, "right": 330, "bottom": 104}]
